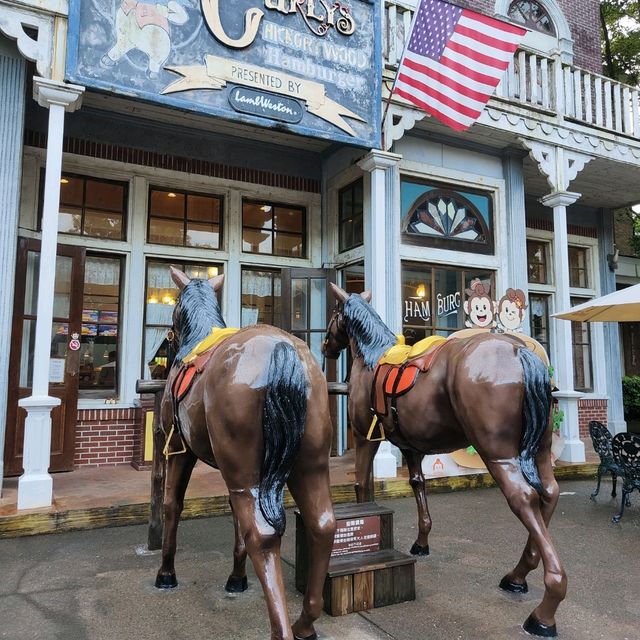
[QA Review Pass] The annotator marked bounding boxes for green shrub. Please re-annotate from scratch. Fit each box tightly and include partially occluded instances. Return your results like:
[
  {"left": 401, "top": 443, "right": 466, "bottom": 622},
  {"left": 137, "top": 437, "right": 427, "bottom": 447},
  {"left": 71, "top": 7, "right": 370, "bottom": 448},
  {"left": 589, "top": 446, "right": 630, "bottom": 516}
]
[{"left": 622, "top": 376, "right": 640, "bottom": 420}]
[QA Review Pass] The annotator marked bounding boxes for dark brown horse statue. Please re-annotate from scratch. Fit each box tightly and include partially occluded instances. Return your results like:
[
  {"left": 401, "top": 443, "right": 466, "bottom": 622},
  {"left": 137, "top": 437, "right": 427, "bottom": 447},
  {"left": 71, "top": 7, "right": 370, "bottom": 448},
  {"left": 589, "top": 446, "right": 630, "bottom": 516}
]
[
  {"left": 322, "top": 284, "right": 564, "bottom": 638},
  {"left": 156, "top": 267, "right": 336, "bottom": 640}
]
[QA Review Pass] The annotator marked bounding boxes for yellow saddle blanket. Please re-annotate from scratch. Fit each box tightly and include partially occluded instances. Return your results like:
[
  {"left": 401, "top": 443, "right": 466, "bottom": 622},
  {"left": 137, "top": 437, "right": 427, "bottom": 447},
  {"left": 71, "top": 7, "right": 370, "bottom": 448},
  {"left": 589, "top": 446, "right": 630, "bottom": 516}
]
[{"left": 182, "top": 327, "right": 240, "bottom": 365}]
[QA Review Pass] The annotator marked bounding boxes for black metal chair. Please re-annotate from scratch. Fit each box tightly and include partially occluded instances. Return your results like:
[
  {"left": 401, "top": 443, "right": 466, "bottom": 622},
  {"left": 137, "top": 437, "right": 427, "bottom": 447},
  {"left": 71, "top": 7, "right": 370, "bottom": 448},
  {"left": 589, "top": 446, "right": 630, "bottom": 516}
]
[
  {"left": 588, "top": 421, "right": 624, "bottom": 501},
  {"left": 611, "top": 433, "right": 640, "bottom": 523}
]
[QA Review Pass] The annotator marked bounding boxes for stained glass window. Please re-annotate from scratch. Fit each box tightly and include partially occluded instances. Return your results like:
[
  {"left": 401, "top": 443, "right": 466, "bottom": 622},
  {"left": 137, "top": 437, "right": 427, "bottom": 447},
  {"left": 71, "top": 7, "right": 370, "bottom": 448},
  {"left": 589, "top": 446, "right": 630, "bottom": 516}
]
[
  {"left": 401, "top": 180, "right": 493, "bottom": 254},
  {"left": 508, "top": 1, "right": 556, "bottom": 36}
]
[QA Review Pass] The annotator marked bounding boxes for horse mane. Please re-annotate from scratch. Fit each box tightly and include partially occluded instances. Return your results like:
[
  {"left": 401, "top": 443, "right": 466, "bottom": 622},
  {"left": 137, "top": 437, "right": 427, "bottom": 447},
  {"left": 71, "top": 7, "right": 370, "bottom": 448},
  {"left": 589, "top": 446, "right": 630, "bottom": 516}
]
[
  {"left": 343, "top": 295, "right": 396, "bottom": 370},
  {"left": 174, "top": 279, "right": 226, "bottom": 362}
]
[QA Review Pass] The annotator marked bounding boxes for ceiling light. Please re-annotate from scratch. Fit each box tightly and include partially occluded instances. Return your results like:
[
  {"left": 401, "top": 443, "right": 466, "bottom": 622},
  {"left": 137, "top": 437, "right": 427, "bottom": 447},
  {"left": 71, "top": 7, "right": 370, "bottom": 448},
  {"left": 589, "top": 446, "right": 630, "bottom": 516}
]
[
  {"left": 167, "top": 192, "right": 177, "bottom": 198},
  {"left": 60, "top": 178, "right": 69, "bottom": 184}
]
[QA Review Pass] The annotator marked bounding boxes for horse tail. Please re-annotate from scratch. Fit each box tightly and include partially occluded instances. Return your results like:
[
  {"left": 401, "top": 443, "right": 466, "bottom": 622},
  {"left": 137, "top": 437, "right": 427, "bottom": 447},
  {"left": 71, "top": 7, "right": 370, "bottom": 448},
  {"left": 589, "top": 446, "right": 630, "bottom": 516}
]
[
  {"left": 517, "top": 347, "right": 553, "bottom": 495},
  {"left": 258, "top": 341, "right": 307, "bottom": 537}
]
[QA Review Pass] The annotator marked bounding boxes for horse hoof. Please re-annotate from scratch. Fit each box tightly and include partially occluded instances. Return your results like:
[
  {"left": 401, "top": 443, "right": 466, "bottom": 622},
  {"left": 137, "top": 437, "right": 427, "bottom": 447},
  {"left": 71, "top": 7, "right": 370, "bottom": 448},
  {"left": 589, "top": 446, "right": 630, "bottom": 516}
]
[
  {"left": 499, "top": 576, "right": 528, "bottom": 594},
  {"left": 523, "top": 614, "right": 557, "bottom": 637},
  {"left": 225, "top": 575, "right": 248, "bottom": 593},
  {"left": 293, "top": 633, "right": 318, "bottom": 640},
  {"left": 155, "top": 574, "right": 178, "bottom": 589},
  {"left": 410, "top": 542, "right": 430, "bottom": 556}
]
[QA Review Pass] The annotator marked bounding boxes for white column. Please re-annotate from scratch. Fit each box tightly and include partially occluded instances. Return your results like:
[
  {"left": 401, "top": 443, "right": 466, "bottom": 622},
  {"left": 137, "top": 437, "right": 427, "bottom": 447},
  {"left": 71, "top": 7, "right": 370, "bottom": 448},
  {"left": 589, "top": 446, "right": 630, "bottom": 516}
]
[
  {"left": 358, "top": 150, "right": 402, "bottom": 478},
  {"left": 0, "top": 50, "right": 26, "bottom": 496},
  {"left": 503, "top": 151, "right": 529, "bottom": 299},
  {"left": 541, "top": 191, "right": 585, "bottom": 462},
  {"left": 17, "top": 78, "right": 83, "bottom": 510}
]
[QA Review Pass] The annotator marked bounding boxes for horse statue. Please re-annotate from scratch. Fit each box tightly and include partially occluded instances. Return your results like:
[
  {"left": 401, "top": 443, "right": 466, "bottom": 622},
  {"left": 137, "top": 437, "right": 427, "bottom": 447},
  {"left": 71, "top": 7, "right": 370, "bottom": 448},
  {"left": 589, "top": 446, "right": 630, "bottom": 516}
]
[
  {"left": 322, "top": 284, "right": 564, "bottom": 638},
  {"left": 156, "top": 267, "right": 336, "bottom": 640}
]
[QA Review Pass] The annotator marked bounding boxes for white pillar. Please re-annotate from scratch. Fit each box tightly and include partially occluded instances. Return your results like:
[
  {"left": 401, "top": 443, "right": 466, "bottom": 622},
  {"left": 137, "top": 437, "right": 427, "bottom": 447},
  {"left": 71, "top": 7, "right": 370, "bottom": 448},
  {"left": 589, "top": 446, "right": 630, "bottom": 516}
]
[
  {"left": 541, "top": 191, "right": 585, "bottom": 462},
  {"left": 0, "top": 49, "right": 26, "bottom": 496},
  {"left": 358, "top": 150, "right": 402, "bottom": 478},
  {"left": 503, "top": 151, "right": 529, "bottom": 300},
  {"left": 17, "top": 78, "right": 83, "bottom": 510}
]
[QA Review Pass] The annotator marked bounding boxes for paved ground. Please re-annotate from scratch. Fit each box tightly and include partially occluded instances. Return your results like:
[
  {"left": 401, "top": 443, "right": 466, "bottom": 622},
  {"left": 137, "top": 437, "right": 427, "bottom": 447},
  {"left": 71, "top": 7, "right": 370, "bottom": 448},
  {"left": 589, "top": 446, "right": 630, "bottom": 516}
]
[{"left": 0, "top": 479, "right": 638, "bottom": 640}]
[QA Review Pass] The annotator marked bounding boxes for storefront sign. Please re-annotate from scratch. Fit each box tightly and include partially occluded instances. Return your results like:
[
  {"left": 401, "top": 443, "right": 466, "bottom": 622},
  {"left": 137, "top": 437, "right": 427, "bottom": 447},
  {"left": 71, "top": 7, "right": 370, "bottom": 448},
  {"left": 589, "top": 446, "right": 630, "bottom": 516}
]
[
  {"left": 66, "top": 0, "right": 381, "bottom": 148},
  {"left": 331, "top": 514, "right": 381, "bottom": 557}
]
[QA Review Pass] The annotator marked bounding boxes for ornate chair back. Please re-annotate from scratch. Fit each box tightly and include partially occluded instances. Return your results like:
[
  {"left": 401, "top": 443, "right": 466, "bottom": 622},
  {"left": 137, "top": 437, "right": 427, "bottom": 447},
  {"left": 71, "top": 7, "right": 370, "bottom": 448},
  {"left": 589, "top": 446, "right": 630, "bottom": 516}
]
[
  {"left": 588, "top": 421, "right": 624, "bottom": 502},
  {"left": 611, "top": 433, "right": 640, "bottom": 523}
]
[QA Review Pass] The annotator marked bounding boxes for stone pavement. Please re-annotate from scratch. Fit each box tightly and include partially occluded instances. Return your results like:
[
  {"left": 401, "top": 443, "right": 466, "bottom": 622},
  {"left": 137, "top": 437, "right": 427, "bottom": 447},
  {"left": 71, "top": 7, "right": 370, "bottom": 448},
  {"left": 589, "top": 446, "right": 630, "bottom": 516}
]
[{"left": 0, "top": 479, "right": 637, "bottom": 640}]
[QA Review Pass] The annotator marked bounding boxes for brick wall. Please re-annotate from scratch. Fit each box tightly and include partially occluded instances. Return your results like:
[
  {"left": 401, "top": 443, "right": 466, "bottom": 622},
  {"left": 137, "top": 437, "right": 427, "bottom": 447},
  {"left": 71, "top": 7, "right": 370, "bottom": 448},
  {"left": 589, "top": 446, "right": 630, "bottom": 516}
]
[
  {"left": 75, "top": 408, "right": 141, "bottom": 467},
  {"left": 578, "top": 399, "right": 608, "bottom": 439},
  {"left": 455, "top": 1, "right": 602, "bottom": 74}
]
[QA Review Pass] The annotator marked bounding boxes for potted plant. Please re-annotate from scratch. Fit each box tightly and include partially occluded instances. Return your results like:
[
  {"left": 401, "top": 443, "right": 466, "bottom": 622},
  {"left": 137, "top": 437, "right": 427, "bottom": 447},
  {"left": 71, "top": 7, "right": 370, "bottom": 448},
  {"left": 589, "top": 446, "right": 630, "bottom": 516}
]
[{"left": 622, "top": 376, "right": 640, "bottom": 434}]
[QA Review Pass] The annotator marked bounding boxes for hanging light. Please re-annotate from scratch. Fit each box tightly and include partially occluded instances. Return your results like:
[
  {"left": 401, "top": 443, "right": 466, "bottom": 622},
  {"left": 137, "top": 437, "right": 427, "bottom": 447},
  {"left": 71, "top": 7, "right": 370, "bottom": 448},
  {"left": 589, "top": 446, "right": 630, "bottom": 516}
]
[
  {"left": 167, "top": 192, "right": 177, "bottom": 198},
  {"left": 60, "top": 178, "right": 69, "bottom": 184},
  {"left": 416, "top": 284, "right": 426, "bottom": 298}
]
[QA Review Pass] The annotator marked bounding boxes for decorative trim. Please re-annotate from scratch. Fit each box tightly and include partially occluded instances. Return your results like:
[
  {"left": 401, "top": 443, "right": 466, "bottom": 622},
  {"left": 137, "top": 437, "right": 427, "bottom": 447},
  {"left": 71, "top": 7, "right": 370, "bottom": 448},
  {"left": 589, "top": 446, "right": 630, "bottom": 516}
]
[
  {"left": 383, "top": 102, "right": 427, "bottom": 151},
  {"left": 520, "top": 138, "right": 593, "bottom": 193},
  {"left": 0, "top": 4, "right": 54, "bottom": 77},
  {"left": 33, "top": 77, "right": 83, "bottom": 111},
  {"left": 24, "top": 130, "right": 322, "bottom": 193}
]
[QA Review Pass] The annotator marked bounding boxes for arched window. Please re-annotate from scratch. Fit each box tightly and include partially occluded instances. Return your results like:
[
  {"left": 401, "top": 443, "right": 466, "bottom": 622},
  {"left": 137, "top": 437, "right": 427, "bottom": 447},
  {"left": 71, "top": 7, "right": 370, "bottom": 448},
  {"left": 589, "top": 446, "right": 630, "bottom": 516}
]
[
  {"left": 508, "top": 0, "right": 556, "bottom": 36},
  {"left": 401, "top": 179, "right": 494, "bottom": 255}
]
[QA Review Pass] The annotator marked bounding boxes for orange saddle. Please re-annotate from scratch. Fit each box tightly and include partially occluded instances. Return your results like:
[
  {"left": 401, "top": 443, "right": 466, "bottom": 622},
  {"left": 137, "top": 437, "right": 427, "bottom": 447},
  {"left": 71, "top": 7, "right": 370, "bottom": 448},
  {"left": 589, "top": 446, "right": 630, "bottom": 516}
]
[{"left": 371, "top": 337, "right": 447, "bottom": 418}]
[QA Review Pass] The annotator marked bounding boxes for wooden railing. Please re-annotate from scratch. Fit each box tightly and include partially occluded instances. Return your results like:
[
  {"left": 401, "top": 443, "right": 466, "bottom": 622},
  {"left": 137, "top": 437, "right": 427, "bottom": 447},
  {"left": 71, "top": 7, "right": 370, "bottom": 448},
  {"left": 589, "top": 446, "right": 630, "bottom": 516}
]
[{"left": 382, "top": 0, "right": 640, "bottom": 140}]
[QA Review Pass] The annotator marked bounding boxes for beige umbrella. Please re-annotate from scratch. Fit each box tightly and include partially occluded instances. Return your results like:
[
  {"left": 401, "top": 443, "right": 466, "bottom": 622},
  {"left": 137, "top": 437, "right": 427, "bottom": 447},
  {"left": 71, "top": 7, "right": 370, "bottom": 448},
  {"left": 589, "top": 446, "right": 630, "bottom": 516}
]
[{"left": 554, "top": 283, "right": 640, "bottom": 322}]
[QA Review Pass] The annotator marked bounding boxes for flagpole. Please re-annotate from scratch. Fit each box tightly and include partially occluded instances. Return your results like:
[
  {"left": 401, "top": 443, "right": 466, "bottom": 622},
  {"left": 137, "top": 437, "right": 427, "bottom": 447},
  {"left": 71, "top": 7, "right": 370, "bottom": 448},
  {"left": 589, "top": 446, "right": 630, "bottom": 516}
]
[{"left": 380, "top": 0, "right": 423, "bottom": 150}]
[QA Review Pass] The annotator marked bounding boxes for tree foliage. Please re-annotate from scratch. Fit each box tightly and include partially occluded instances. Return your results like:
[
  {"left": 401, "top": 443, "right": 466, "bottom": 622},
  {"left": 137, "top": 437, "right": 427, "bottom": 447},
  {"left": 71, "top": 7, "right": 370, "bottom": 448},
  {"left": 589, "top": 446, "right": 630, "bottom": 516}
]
[{"left": 600, "top": 1, "right": 640, "bottom": 85}]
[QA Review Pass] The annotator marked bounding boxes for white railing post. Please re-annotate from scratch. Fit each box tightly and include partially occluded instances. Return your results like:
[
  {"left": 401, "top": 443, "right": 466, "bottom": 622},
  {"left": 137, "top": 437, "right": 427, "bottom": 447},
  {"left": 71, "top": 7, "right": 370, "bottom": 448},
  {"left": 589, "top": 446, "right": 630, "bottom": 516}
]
[
  {"left": 553, "top": 55, "right": 565, "bottom": 117},
  {"left": 623, "top": 87, "right": 632, "bottom": 135},
  {"left": 573, "top": 69, "right": 582, "bottom": 120},
  {"left": 613, "top": 84, "right": 623, "bottom": 132},
  {"left": 595, "top": 76, "right": 603, "bottom": 126},
  {"left": 583, "top": 73, "right": 592, "bottom": 124},
  {"left": 540, "top": 56, "right": 550, "bottom": 109},
  {"left": 604, "top": 80, "right": 613, "bottom": 129},
  {"left": 632, "top": 90, "right": 640, "bottom": 138},
  {"left": 529, "top": 53, "right": 538, "bottom": 105}
]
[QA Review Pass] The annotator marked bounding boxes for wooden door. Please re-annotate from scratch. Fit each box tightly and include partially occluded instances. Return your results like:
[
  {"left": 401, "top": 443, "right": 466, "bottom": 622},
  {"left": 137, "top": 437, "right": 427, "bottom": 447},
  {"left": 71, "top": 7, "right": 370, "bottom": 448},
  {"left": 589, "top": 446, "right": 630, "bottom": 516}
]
[{"left": 4, "top": 239, "right": 85, "bottom": 475}]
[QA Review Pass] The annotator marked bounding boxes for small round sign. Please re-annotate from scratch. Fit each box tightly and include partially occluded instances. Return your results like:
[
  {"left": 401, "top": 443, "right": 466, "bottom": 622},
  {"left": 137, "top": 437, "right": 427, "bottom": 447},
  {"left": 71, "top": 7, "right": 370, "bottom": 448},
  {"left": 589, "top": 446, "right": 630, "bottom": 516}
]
[{"left": 69, "top": 339, "right": 81, "bottom": 351}]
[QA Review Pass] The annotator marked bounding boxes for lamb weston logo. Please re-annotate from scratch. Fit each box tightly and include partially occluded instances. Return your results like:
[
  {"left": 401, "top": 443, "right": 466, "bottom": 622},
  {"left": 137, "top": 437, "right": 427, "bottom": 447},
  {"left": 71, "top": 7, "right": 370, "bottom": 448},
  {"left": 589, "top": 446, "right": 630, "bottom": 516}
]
[{"left": 229, "top": 87, "right": 304, "bottom": 123}]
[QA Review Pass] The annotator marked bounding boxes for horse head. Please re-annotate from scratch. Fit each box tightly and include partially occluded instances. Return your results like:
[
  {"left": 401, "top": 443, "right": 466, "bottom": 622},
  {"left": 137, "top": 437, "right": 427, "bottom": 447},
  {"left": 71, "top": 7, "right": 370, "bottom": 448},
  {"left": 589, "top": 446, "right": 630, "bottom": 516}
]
[
  {"left": 323, "top": 283, "right": 386, "bottom": 366},
  {"left": 169, "top": 267, "right": 225, "bottom": 362}
]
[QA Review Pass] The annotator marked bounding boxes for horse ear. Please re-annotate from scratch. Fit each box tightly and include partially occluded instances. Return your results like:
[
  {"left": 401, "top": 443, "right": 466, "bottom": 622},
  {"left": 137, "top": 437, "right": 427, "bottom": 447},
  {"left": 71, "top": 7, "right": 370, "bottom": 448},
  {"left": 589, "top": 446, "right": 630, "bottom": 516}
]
[
  {"left": 360, "top": 290, "right": 372, "bottom": 303},
  {"left": 170, "top": 266, "right": 190, "bottom": 291},
  {"left": 208, "top": 273, "right": 225, "bottom": 292},
  {"left": 330, "top": 282, "right": 349, "bottom": 304}
]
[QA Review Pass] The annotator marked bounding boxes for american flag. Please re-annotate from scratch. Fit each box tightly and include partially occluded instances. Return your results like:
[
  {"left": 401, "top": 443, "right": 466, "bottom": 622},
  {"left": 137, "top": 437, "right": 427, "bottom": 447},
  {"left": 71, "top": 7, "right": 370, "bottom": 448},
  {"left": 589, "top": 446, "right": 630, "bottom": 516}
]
[{"left": 393, "top": 0, "right": 526, "bottom": 131}]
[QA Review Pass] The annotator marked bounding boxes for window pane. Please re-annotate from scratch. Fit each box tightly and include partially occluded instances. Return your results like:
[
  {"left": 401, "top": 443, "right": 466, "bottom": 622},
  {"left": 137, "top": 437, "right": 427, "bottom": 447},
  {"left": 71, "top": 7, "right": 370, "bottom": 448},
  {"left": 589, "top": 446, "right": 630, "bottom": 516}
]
[
  {"left": 85, "top": 180, "right": 125, "bottom": 211},
  {"left": 569, "top": 247, "right": 589, "bottom": 288},
  {"left": 339, "top": 179, "right": 364, "bottom": 252},
  {"left": 291, "top": 279, "right": 308, "bottom": 331},
  {"left": 434, "top": 268, "right": 462, "bottom": 331},
  {"left": 186, "top": 222, "right": 220, "bottom": 249},
  {"left": 150, "top": 190, "right": 184, "bottom": 218},
  {"left": 241, "top": 269, "right": 281, "bottom": 326},
  {"left": 149, "top": 217, "right": 184, "bottom": 245},
  {"left": 274, "top": 207, "right": 303, "bottom": 232},
  {"left": 79, "top": 256, "right": 121, "bottom": 399},
  {"left": 187, "top": 194, "right": 220, "bottom": 223},
  {"left": 243, "top": 202, "right": 273, "bottom": 229},
  {"left": 274, "top": 232, "right": 303, "bottom": 257},
  {"left": 84, "top": 210, "right": 123, "bottom": 239},
  {"left": 243, "top": 227, "right": 273, "bottom": 254},
  {"left": 58, "top": 208, "right": 82, "bottom": 234},
  {"left": 570, "top": 296, "right": 593, "bottom": 392},
  {"left": 529, "top": 294, "right": 550, "bottom": 353},
  {"left": 527, "top": 240, "right": 548, "bottom": 284},
  {"left": 60, "top": 176, "right": 84, "bottom": 206}
]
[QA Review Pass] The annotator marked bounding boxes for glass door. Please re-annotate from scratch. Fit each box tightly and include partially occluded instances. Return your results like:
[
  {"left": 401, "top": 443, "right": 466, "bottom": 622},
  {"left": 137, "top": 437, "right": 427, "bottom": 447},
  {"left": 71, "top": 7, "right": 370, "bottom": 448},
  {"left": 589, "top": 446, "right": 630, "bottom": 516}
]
[{"left": 4, "top": 239, "right": 85, "bottom": 475}]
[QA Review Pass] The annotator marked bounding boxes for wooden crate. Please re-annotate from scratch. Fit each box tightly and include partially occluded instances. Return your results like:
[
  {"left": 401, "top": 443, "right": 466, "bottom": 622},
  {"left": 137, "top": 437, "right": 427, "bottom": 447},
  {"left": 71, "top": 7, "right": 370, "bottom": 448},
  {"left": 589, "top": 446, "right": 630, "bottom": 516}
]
[{"left": 295, "top": 502, "right": 416, "bottom": 616}]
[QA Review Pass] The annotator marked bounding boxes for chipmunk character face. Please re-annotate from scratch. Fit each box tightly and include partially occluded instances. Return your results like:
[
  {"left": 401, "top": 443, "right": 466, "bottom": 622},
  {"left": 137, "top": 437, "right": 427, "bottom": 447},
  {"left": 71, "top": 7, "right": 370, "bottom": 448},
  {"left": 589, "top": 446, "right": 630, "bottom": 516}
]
[
  {"left": 497, "top": 288, "right": 527, "bottom": 332},
  {"left": 463, "top": 279, "right": 495, "bottom": 328}
]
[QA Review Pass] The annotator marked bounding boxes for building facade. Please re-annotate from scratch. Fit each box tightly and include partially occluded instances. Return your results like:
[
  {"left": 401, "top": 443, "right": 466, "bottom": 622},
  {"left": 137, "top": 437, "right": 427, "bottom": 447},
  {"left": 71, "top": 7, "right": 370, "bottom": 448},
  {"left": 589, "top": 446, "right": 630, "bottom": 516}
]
[{"left": 1, "top": 0, "right": 639, "bottom": 507}]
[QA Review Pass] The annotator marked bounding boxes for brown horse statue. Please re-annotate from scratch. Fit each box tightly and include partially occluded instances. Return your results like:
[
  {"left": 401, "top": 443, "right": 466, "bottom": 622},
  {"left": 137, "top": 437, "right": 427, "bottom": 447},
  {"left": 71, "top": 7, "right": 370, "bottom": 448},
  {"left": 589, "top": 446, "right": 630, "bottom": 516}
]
[
  {"left": 156, "top": 267, "right": 336, "bottom": 640},
  {"left": 322, "top": 284, "right": 564, "bottom": 638}
]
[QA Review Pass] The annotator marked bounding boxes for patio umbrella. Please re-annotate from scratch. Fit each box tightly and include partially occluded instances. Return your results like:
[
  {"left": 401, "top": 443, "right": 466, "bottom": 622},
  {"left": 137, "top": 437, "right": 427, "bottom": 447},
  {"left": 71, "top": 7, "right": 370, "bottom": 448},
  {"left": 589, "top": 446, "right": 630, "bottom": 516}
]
[{"left": 554, "top": 283, "right": 640, "bottom": 322}]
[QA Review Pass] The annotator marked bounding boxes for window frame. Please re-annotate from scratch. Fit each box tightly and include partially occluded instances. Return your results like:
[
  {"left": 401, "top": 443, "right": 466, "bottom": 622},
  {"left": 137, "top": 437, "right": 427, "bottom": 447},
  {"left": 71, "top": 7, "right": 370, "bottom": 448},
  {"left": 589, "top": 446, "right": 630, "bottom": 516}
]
[
  {"left": 147, "top": 186, "right": 224, "bottom": 250},
  {"left": 401, "top": 179, "right": 495, "bottom": 256},
  {"left": 338, "top": 178, "right": 364, "bottom": 253},
  {"left": 50, "top": 171, "right": 129, "bottom": 241},
  {"left": 241, "top": 198, "right": 307, "bottom": 258},
  {"left": 240, "top": 266, "right": 283, "bottom": 328},
  {"left": 508, "top": 0, "right": 557, "bottom": 36}
]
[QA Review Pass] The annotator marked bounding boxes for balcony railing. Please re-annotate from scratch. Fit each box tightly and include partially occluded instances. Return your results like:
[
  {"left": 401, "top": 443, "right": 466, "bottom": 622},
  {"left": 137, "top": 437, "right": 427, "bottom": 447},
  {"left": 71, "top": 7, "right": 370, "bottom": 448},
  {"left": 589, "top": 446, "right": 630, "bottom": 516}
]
[{"left": 383, "top": 0, "right": 640, "bottom": 141}]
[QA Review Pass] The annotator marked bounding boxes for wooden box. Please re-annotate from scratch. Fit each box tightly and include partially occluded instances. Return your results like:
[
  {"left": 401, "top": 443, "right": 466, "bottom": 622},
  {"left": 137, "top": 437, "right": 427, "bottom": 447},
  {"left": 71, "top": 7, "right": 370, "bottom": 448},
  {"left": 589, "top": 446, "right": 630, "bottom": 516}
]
[{"left": 295, "top": 502, "right": 416, "bottom": 616}]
